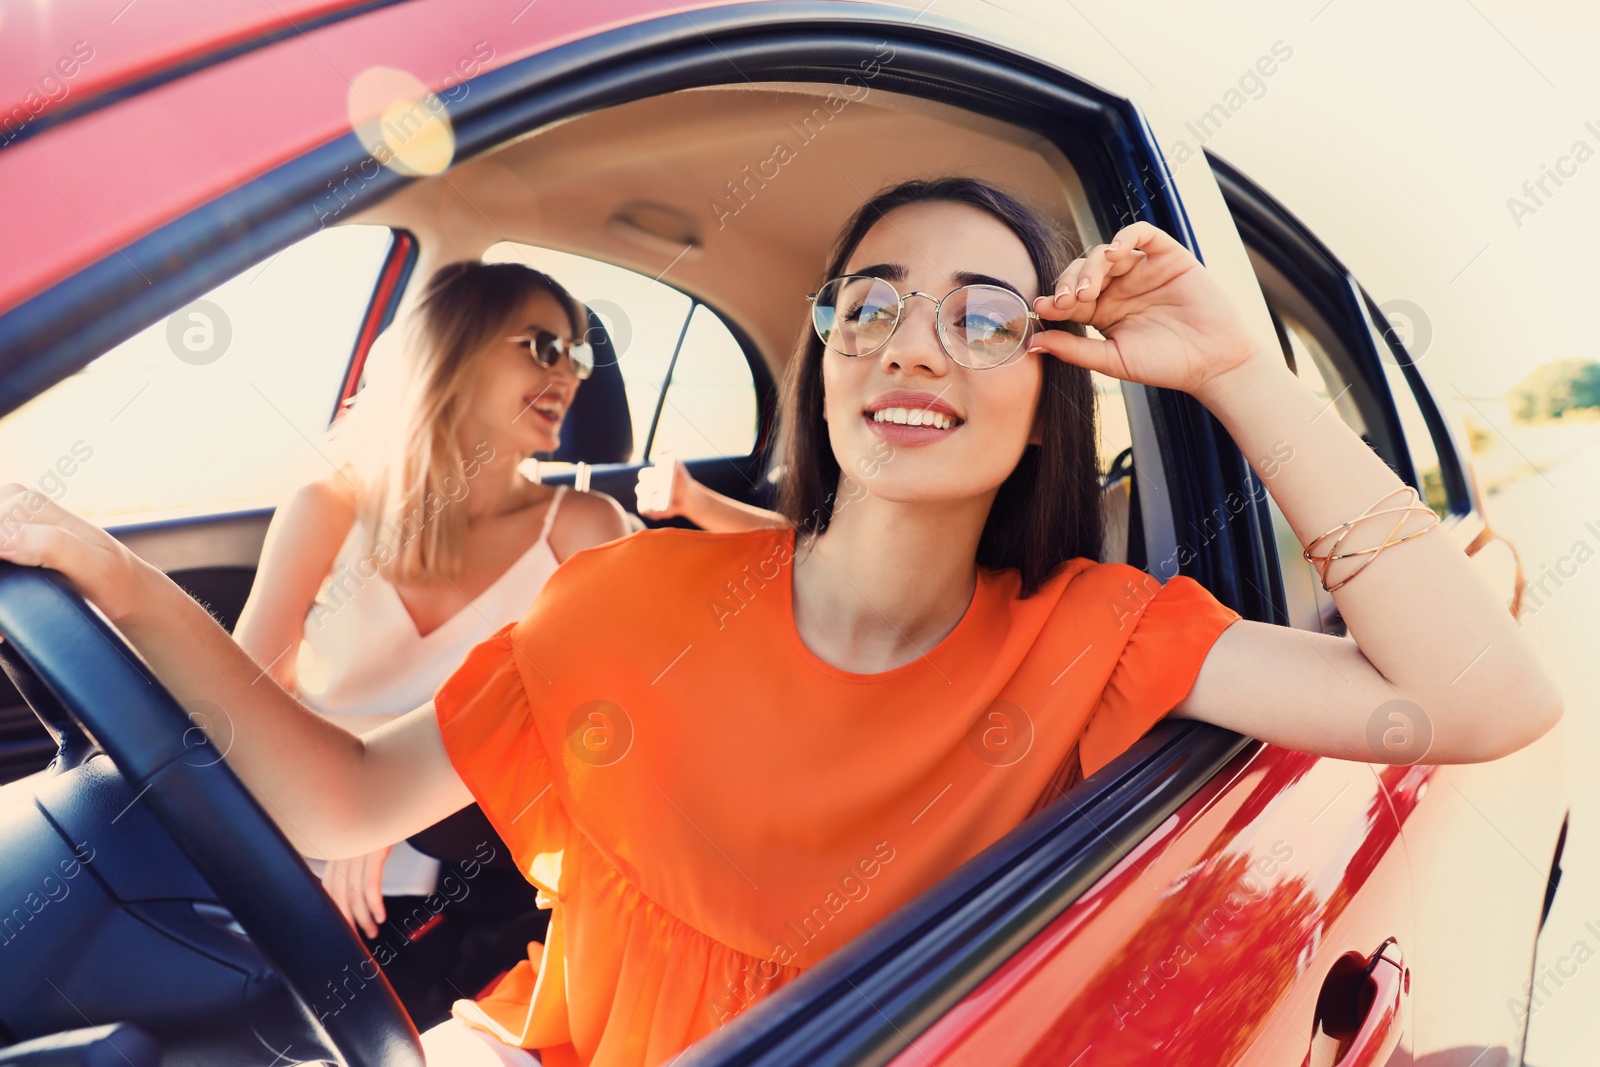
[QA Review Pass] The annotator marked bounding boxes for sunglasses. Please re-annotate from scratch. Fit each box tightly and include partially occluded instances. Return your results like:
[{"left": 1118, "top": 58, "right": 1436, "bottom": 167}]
[
  {"left": 508, "top": 329, "right": 594, "bottom": 380},
  {"left": 807, "top": 275, "right": 1042, "bottom": 370}
]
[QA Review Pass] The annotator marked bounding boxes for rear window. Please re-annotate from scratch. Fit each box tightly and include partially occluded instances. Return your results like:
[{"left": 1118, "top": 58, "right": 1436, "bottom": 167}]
[{"left": 482, "top": 243, "right": 758, "bottom": 463}]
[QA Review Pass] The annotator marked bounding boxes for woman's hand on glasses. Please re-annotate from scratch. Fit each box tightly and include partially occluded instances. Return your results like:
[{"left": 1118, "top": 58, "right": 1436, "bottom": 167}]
[{"left": 1026, "top": 220, "right": 1266, "bottom": 398}]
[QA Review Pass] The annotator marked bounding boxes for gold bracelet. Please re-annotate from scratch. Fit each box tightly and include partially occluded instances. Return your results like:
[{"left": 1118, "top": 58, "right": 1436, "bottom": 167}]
[{"left": 1302, "top": 485, "right": 1441, "bottom": 593}]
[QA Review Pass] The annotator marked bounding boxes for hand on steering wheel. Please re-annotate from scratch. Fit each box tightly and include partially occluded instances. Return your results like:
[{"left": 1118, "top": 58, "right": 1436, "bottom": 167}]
[
  {"left": 0, "top": 483, "right": 148, "bottom": 622},
  {"left": 0, "top": 492, "right": 424, "bottom": 1066}
]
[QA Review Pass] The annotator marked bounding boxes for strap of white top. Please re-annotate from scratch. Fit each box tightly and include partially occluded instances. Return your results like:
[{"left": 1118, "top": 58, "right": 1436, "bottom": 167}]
[{"left": 538, "top": 484, "right": 568, "bottom": 547}]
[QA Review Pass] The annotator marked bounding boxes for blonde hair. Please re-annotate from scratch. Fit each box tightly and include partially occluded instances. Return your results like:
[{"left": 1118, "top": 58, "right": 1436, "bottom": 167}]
[{"left": 330, "top": 260, "right": 586, "bottom": 582}]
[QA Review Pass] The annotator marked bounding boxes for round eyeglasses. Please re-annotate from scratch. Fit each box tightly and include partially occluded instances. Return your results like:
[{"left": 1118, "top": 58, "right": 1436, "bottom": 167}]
[
  {"left": 509, "top": 329, "right": 594, "bottom": 380},
  {"left": 807, "top": 275, "right": 1042, "bottom": 370}
]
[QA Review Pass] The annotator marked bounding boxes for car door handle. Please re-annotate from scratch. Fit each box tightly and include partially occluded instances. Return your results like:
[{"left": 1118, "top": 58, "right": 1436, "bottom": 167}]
[{"left": 1302, "top": 938, "right": 1407, "bottom": 1067}]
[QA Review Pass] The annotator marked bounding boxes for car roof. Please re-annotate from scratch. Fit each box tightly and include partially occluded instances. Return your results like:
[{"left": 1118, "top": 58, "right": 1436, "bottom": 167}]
[{"left": 0, "top": 0, "right": 386, "bottom": 142}]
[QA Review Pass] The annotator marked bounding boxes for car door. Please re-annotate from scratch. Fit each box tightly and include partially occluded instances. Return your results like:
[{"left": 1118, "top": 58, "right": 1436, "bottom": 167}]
[
  {"left": 878, "top": 754, "right": 1414, "bottom": 1067},
  {"left": 1212, "top": 156, "right": 1566, "bottom": 1066}
]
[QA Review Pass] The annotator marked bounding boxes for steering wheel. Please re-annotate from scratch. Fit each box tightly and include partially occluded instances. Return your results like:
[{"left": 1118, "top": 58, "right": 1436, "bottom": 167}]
[{"left": 0, "top": 563, "right": 424, "bottom": 1067}]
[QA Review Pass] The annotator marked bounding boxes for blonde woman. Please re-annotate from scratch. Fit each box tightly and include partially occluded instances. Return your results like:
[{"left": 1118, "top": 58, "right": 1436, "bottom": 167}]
[{"left": 232, "top": 260, "right": 631, "bottom": 1015}]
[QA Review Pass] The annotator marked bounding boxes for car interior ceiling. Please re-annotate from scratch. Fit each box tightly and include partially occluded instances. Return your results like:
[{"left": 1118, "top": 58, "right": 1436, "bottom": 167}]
[{"left": 346, "top": 83, "right": 1098, "bottom": 384}]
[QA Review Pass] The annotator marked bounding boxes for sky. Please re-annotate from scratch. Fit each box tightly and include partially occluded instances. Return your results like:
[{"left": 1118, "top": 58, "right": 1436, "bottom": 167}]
[{"left": 980, "top": 0, "right": 1600, "bottom": 398}]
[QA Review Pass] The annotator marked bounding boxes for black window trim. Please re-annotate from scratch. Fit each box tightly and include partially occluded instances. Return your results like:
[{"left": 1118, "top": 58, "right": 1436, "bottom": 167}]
[
  {"left": 1357, "top": 288, "right": 1476, "bottom": 517},
  {"left": 1209, "top": 152, "right": 1472, "bottom": 523},
  {"left": 643, "top": 299, "right": 775, "bottom": 466},
  {"left": 0, "top": 7, "right": 1273, "bottom": 1063},
  {"left": 643, "top": 297, "right": 697, "bottom": 460}
]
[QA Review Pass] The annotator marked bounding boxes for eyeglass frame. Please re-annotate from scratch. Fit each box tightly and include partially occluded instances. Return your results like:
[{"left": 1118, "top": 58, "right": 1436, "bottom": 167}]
[
  {"left": 805, "top": 274, "right": 1044, "bottom": 370},
  {"left": 506, "top": 329, "right": 595, "bottom": 380}
]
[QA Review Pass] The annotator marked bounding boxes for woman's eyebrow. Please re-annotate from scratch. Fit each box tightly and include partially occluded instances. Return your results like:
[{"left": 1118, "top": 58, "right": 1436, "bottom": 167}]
[
  {"left": 851, "top": 263, "right": 907, "bottom": 282},
  {"left": 952, "top": 271, "right": 1025, "bottom": 298},
  {"left": 849, "top": 264, "right": 1026, "bottom": 298}
]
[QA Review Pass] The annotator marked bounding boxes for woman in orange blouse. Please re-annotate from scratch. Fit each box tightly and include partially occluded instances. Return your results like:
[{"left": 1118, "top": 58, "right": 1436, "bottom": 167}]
[{"left": 0, "top": 178, "right": 1562, "bottom": 1067}]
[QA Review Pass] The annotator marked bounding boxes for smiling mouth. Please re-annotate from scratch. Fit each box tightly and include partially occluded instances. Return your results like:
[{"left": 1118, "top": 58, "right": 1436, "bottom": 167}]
[
  {"left": 522, "top": 395, "right": 566, "bottom": 424},
  {"left": 865, "top": 406, "right": 963, "bottom": 430}
]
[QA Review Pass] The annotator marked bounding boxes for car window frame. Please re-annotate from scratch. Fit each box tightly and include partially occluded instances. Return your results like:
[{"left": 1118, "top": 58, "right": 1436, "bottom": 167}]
[
  {"left": 331, "top": 227, "right": 418, "bottom": 427},
  {"left": 1211, "top": 153, "right": 1479, "bottom": 634},
  {"left": 644, "top": 298, "right": 774, "bottom": 464},
  {"left": 1359, "top": 288, "right": 1474, "bottom": 516}
]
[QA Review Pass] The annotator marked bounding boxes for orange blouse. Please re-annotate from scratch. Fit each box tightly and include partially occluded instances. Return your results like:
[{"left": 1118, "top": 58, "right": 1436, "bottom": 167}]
[{"left": 433, "top": 526, "right": 1241, "bottom": 1067}]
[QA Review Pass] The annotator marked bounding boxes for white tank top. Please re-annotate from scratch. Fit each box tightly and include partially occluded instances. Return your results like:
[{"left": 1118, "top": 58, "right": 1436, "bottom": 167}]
[{"left": 295, "top": 484, "right": 569, "bottom": 895}]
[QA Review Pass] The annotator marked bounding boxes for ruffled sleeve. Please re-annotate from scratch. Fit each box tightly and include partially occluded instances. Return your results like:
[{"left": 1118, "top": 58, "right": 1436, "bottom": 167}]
[
  {"left": 1080, "top": 573, "right": 1242, "bottom": 778},
  {"left": 433, "top": 621, "right": 568, "bottom": 899}
]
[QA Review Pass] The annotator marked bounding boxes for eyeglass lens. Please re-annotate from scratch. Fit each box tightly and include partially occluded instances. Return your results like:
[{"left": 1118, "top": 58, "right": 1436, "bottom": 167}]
[{"left": 812, "top": 277, "right": 1030, "bottom": 367}]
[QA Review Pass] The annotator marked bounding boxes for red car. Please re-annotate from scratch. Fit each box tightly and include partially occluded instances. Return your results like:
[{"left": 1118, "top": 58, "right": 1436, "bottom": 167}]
[{"left": 0, "top": 2, "right": 1565, "bottom": 1065}]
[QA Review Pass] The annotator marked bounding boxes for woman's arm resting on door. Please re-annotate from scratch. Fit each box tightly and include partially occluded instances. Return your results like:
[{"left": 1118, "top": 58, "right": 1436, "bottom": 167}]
[{"left": 1171, "top": 360, "right": 1562, "bottom": 763}]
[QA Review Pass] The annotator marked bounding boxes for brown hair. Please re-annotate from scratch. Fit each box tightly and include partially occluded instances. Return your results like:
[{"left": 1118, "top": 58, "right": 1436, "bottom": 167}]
[
  {"left": 775, "top": 177, "right": 1104, "bottom": 597},
  {"left": 340, "top": 260, "right": 586, "bottom": 582}
]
